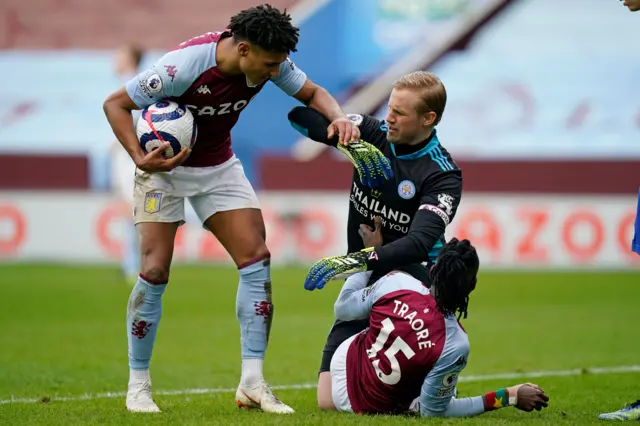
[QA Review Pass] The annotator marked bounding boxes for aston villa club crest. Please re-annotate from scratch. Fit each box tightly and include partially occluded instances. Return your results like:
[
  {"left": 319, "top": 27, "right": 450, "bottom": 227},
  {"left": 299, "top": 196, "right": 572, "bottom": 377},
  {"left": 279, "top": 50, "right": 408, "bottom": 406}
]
[{"left": 144, "top": 192, "right": 163, "bottom": 214}]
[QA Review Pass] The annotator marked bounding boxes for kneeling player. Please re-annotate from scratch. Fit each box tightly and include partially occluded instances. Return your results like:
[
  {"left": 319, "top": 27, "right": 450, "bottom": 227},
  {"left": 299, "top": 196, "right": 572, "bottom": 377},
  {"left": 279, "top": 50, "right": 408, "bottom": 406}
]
[
  {"left": 320, "top": 238, "right": 549, "bottom": 417},
  {"left": 289, "top": 72, "right": 464, "bottom": 405}
]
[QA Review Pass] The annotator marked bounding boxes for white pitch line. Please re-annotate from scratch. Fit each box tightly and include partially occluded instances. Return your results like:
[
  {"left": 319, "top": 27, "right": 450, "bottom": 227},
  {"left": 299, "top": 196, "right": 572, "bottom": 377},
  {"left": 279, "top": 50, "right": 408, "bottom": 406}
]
[
  {"left": 2, "top": 365, "right": 639, "bottom": 405},
  {"left": 0, "top": 383, "right": 318, "bottom": 405},
  {"left": 458, "top": 365, "right": 640, "bottom": 382}
]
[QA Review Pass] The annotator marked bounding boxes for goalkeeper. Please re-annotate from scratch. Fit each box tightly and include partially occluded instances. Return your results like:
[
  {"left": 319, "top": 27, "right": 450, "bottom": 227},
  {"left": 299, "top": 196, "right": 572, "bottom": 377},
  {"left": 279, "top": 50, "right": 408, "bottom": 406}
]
[{"left": 288, "top": 71, "right": 463, "bottom": 405}]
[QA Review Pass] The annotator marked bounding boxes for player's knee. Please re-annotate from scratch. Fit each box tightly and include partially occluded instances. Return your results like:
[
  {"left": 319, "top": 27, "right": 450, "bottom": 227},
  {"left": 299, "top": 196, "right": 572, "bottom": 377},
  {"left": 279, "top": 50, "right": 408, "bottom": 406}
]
[
  {"left": 139, "top": 249, "right": 171, "bottom": 282},
  {"left": 140, "top": 266, "right": 170, "bottom": 284},
  {"left": 236, "top": 242, "right": 270, "bottom": 268},
  {"left": 138, "top": 239, "right": 172, "bottom": 283},
  {"left": 251, "top": 243, "right": 270, "bottom": 261}
]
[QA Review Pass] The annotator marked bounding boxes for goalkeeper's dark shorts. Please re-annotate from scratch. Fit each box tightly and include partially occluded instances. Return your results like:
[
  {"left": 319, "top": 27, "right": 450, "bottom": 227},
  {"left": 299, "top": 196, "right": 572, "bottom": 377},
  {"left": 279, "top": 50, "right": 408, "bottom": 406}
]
[{"left": 319, "top": 318, "right": 369, "bottom": 373}]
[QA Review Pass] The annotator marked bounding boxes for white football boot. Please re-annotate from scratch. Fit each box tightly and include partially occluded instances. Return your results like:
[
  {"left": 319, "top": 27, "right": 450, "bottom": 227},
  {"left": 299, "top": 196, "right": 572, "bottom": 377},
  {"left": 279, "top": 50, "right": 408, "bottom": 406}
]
[
  {"left": 235, "top": 379, "right": 295, "bottom": 414},
  {"left": 126, "top": 375, "right": 161, "bottom": 413}
]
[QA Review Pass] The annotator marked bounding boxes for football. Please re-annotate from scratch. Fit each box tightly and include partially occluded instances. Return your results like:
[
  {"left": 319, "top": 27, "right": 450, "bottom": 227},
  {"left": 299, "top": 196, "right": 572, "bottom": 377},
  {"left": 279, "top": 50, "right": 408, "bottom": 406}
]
[{"left": 136, "top": 100, "right": 197, "bottom": 159}]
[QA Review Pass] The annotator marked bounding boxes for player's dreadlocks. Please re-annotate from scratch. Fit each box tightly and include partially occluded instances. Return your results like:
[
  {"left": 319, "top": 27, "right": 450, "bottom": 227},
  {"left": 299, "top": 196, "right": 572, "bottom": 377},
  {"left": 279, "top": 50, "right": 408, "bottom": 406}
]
[
  {"left": 228, "top": 4, "right": 299, "bottom": 54},
  {"left": 430, "top": 238, "right": 479, "bottom": 320}
]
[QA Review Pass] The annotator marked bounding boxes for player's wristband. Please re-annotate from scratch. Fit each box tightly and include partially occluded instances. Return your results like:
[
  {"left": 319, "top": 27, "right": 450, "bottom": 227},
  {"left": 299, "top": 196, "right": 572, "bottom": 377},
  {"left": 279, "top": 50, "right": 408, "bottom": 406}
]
[{"left": 483, "top": 388, "right": 509, "bottom": 411}]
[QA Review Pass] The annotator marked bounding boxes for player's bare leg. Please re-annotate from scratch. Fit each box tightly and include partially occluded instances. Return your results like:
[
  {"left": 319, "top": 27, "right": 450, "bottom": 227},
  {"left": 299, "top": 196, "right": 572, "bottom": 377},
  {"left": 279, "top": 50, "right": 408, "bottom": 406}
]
[
  {"left": 125, "top": 222, "right": 179, "bottom": 413},
  {"left": 205, "top": 208, "right": 294, "bottom": 414},
  {"left": 317, "top": 372, "right": 336, "bottom": 410}
]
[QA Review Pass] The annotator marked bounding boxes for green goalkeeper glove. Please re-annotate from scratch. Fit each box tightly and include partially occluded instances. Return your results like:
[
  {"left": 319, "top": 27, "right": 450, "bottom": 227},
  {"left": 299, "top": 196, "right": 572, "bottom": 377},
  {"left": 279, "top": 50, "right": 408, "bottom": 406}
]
[
  {"left": 337, "top": 140, "right": 394, "bottom": 188},
  {"left": 304, "top": 248, "right": 375, "bottom": 291}
]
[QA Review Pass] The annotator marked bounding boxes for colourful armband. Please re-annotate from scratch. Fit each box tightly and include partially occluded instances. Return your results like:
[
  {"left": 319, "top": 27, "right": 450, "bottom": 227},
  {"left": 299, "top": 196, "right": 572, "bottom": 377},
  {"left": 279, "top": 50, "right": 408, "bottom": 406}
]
[{"left": 483, "top": 388, "right": 508, "bottom": 411}]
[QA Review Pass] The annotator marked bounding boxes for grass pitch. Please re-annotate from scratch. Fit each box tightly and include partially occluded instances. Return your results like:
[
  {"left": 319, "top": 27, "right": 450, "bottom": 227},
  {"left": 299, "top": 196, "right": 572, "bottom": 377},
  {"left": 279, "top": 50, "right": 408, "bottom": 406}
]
[{"left": 0, "top": 265, "right": 638, "bottom": 425}]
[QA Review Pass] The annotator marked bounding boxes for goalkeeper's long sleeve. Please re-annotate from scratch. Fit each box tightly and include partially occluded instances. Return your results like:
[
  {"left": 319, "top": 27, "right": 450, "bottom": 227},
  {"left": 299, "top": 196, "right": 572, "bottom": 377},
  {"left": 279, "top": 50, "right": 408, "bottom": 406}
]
[
  {"left": 288, "top": 106, "right": 394, "bottom": 188},
  {"left": 366, "top": 209, "right": 446, "bottom": 273},
  {"left": 288, "top": 106, "right": 338, "bottom": 146},
  {"left": 288, "top": 107, "right": 386, "bottom": 148},
  {"left": 365, "top": 171, "right": 462, "bottom": 273}
]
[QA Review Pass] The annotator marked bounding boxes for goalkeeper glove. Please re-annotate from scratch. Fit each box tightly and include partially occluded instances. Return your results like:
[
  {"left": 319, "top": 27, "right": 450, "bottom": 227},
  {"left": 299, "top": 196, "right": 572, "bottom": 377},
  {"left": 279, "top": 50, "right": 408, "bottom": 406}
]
[
  {"left": 304, "top": 248, "right": 375, "bottom": 291},
  {"left": 337, "top": 140, "right": 394, "bottom": 188}
]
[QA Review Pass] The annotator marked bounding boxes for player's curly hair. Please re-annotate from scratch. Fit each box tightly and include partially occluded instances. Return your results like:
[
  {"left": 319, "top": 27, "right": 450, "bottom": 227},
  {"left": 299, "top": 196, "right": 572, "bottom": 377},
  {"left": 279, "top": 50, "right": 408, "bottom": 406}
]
[
  {"left": 228, "top": 4, "right": 299, "bottom": 54},
  {"left": 430, "top": 238, "right": 479, "bottom": 320}
]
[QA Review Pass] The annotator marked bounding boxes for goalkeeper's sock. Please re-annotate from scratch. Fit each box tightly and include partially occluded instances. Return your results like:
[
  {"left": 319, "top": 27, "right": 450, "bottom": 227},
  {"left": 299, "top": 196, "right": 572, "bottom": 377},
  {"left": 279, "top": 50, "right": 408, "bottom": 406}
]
[
  {"left": 127, "top": 275, "right": 166, "bottom": 371},
  {"left": 236, "top": 254, "right": 273, "bottom": 385}
]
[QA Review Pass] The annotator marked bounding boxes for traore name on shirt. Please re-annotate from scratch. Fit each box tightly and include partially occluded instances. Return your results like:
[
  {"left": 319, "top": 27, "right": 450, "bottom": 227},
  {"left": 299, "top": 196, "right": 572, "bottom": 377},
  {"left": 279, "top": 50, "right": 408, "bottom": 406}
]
[{"left": 391, "top": 298, "right": 435, "bottom": 351}]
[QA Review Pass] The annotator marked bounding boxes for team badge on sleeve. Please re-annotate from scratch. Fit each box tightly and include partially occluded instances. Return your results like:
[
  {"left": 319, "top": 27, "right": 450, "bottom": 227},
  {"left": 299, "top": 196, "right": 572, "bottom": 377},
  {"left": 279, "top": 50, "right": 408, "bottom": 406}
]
[
  {"left": 437, "top": 372, "right": 458, "bottom": 397},
  {"left": 144, "top": 192, "right": 163, "bottom": 214},
  {"left": 285, "top": 57, "right": 295, "bottom": 70},
  {"left": 437, "top": 193, "right": 455, "bottom": 215},
  {"left": 361, "top": 283, "right": 376, "bottom": 301},
  {"left": 347, "top": 114, "right": 363, "bottom": 126},
  {"left": 442, "top": 372, "right": 458, "bottom": 387},
  {"left": 141, "top": 73, "right": 163, "bottom": 97}
]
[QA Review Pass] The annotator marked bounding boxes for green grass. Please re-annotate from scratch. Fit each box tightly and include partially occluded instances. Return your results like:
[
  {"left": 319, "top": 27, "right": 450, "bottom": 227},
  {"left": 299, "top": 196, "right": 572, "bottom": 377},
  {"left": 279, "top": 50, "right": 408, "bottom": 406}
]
[{"left": 0, "top": 265, "right": 639, "bottom": 425}]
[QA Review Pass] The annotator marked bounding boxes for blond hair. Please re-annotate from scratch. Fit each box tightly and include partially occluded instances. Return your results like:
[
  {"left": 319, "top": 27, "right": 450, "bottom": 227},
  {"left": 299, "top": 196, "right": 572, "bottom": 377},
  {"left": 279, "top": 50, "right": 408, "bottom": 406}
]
[{"left": 393, "top": 71, "right": 447, "bottom": 126}]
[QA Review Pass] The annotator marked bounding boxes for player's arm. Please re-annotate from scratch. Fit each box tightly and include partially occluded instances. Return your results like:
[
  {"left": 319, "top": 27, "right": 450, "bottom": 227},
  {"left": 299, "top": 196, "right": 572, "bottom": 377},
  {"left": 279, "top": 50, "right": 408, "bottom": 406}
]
[
  {"left": 288, "top": 106, "right": 387, "bottom": 148},
  {"left": 271, "top": 59, "right": 358, "bottom": 145},
  {"left": 103, "top": 89, "right": 156, "bottom": 170},
  {"left": 332, "top": 272, "right": 374, "bottom": 320},
  {"left": 365, "top": 172, "right": 462, "bottom": 273},
  {"left": 103, "top": 46, "right": 205, "bottom": 172},
  {"left": 419, "top": 365, "right": 549, "bottom": 417},
  {"left": 333, "top": 270, "right": 421, "bottom": 320},
  {"left": 294, "top": 80, "right": 358, "bottom": 145},
  {"left": 288, "top": 106, "right": 394, "bottom": 188},
  {"left": 418, "top": 342, "right": 549, "bottom": 418},
  {"left": 303, "top": 174, "right": 460, "bottom": 291},
  {"left": 418, "top": 348, "right": 481, "bottom": 417}
]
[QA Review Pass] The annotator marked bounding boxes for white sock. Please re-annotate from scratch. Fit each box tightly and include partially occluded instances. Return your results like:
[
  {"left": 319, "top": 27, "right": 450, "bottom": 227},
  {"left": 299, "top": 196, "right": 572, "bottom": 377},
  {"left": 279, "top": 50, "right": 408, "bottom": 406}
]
[
  {"left": 129, "top": 368, "right": 150, "bottom": 384},
  {"left": 241, "top": 359, "right": 263, "bottom": 385}
]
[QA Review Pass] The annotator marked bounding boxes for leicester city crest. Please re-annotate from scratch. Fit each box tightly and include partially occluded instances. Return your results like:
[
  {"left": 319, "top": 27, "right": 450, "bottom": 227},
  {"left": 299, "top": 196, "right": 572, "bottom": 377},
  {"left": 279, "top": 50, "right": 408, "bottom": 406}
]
[{"left": 397, "top": 180, "right": 416, "bottom": 199}]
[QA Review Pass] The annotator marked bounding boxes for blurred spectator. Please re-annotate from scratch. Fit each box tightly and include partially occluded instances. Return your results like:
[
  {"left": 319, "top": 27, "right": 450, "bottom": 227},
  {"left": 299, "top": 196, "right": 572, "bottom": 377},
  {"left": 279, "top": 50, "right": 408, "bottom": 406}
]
[{"left": 110, "top": 44, "right": 144, "bottom": 284}]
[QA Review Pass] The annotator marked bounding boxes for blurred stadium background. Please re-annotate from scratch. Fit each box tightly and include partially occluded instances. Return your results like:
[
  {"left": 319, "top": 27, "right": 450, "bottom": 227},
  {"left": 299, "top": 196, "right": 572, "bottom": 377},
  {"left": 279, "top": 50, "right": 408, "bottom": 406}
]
[
  {"left": 1, "top": 0, "right": 638, "bottom": 268},
  {"left": 1, "top": 0, "right": 639, "bottom": 424}
]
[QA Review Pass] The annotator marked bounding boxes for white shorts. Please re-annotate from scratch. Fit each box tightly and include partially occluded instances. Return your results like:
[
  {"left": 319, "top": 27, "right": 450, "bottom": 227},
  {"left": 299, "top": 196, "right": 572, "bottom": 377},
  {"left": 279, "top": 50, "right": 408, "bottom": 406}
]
[
  {"left": 133, "top": 155, "right": 260, "bottom": 227},
  {"left": 330, "top": 333, "right": 357, "bottom": 412}
]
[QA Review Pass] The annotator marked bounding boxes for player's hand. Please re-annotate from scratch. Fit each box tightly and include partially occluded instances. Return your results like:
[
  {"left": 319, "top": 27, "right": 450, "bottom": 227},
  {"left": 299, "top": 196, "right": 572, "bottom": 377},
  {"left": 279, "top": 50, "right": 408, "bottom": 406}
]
[
  {"left": 623, "top": 0, "right": 640, "bottom": 12},
  {"left": 337, "top": 140, "right": 394, "bottom": 188},
  {"left": 327, "top": 117, "right": 360, "bottom": 146},
  {"left": 359, "top": 216, "right": 384, "bottom": 248},
  {"left": 304, "top": 248, "right": 374, "bottom": 291},
  {"left": 135, "top": 143, "right": 191, "bottom": 173},
  {"left": 507, "top": 383, "right": 549, "bottom": 412}
]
